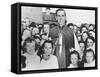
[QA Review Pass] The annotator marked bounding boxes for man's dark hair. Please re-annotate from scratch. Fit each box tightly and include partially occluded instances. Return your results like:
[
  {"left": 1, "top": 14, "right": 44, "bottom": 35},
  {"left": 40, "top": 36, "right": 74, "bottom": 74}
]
[
  {"left": 56, "top": 8, "right": 67, "bottom": 24},
  {"left": 56, "top": 8, "right": 66, "bottom": 16}
]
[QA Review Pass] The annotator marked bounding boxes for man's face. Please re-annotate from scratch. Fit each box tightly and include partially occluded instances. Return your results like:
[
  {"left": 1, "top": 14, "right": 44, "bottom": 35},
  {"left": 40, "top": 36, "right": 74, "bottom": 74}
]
[
  {"left": 44, "top": 43, "right": 52, "bottom": 56},
  {"left": 56, "top": 10, "right": 66, "bottom": 27}
]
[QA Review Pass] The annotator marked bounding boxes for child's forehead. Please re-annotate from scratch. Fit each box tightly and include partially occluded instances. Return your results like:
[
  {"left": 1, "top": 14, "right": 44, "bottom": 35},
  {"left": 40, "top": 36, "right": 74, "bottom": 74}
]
[
  {"left": 45, "top": 43, "right": 52, "bottom": 47},
  {"left": 86, "top": 51, "right": 93, "bottom": 55},
  {"left": 80, "top": 42, "right": 84, "bottom": 45},
  {"left": 44, "top": 24, "right": 49, "bottom": 27},
  {"left": 87, "top": 38, "right": 93, "bottom": 41},
  {"left": 27, "top": 41, "right": 35, "bottom": 45},
  {"left": 71, "top": 53, "right": 78, "bottom": 57},
  {"left": 83, "top": 33, "right": 87, "bottom": 35}
]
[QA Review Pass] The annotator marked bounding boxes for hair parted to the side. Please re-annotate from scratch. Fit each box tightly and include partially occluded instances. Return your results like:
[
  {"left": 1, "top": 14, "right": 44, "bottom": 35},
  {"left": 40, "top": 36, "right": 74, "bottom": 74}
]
[
  {"left": 84, "top": 49, "right": 95, "bottom": 63},
  {"left": 22, "top": 37, "right": 38, "bottom": 53}
]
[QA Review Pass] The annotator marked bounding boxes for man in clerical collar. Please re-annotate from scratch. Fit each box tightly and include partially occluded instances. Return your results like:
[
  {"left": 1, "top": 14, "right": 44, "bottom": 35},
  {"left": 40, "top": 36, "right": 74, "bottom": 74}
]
[{"left": 49, "top": 8, "right": 80, "bottom": 68}]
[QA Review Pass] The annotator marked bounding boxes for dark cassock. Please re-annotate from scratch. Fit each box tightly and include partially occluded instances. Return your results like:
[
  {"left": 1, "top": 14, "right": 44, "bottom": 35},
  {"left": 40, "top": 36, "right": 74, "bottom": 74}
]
[{"left": 49, "top": 24, "right": 75, "bottom": 68}]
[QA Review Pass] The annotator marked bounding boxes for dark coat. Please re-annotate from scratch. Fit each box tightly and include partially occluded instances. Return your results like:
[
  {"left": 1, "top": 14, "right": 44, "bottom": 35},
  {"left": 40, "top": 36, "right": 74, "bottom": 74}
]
[{"left": 49, "top": 25, "right": 75, "bottom": 68}]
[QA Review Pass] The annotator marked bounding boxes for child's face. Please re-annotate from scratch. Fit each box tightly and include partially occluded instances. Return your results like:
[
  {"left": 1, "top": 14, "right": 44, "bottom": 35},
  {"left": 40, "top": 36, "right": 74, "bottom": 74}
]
[
  {"left": 86, "top": 52, "right": 94, "bottom": 63},
  {"left": 44, "top": 43, "right": 52, "bottom": 56},
  {"left": 26, "top": 41, "right": 35, "bottom": 54},
  {"left": 82, "top": 33, "right": 88, "bottom": 41},
  {"left": 35, "top": 38, "right": 40, "bottom": 45},
  {"left": 71, "top": 54, "right": 78, "bottom": 65},
  {"left": 44, "top": 24, "right": 49, "bottom": 33},
  {"left": 89, "top": 31, "right": 95, "bottom": 38},
  {"left": 32, "top": 28, "right": 39, "bottom": 35},
  {"left": 80, "top": 43, "right": 85, "bottom": 52},
  {"left": 42, "top": 35, "right": 48, "bottom": 40},
  {"left": 82, "top": 27, "right": 87, "bottom": 33},
  {"left": 87, "top": 38, "right": 94, "bottom": 48},
  {"left": 69, "top": 25, "right": 74, "bottom": 30},
  {"left": 25, "top": 18, "right": 30, "bottom": 27},
  {"left": 88, "top": 26, "right": 94, "bottom": 30},
  {"left": 77, "top": 36, "right": 81, "bottom": 41}
]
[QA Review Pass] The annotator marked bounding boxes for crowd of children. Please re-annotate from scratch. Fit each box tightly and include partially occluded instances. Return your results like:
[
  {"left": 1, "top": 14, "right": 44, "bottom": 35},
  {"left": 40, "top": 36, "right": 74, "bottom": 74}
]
[{"left": 21, "top": 17, "right": 95, "bottom": 70}]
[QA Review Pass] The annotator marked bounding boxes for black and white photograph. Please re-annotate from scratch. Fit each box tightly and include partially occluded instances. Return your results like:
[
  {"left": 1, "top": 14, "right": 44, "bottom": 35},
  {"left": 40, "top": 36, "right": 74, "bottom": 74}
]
[
  {"left": 21, "top": 5, "right": 97, "bottom": 71},
  {"left": 11, "top": 2, "right": 97, "bottom": 74}
]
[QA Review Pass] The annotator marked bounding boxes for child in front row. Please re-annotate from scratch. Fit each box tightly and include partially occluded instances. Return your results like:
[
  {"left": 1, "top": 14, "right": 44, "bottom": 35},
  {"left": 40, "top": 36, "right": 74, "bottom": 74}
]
[
  {"left": 84, "top": 49, "right": 95, "bottom": 67},
  {"left": 68, "top": 50, "right": 80, "bottom": 68}
]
